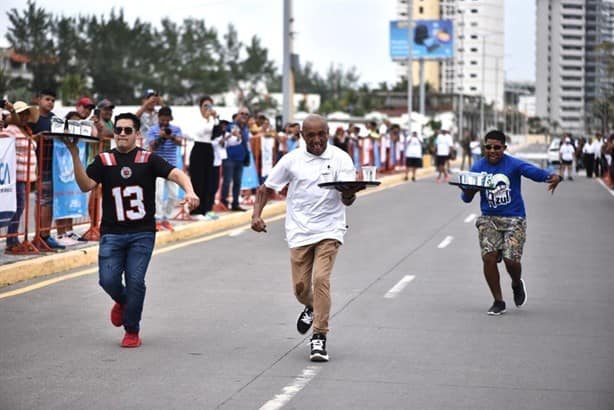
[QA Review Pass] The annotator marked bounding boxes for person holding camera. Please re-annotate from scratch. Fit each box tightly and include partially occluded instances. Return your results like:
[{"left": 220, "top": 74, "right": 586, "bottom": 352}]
[
  {"left": 145, "top": 106, "right": 183, "bottom": 231},
  {"left": 136, "top": 89, "right": 161, "bottom": 136}
]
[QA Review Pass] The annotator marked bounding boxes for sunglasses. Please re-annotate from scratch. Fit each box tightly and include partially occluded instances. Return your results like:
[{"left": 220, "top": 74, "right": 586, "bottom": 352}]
[
  {"left": 114, "top": 126, "right": 134, "bottom": 135},
  {"left": 484, "top": 144, "right": 504, "bottom": 151}
]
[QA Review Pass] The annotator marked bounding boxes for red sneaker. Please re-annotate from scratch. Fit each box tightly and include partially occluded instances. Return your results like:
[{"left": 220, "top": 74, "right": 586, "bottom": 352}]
[
  {"left": 161, "top": 221, "right": 174, "bottom": 231},
  {"left": 121, "top": 331, "right": 142, "bottom": 348},
  {"left": 110, "top": 303, "right": 124, "bottom": 327},
  {"left": 155, "top": 222, "right": 162, "bottom": 232}
]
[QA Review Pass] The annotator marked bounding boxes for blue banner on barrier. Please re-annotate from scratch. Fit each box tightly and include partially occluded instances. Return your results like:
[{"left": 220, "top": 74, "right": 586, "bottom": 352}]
[
  {"left": 53, "top": 139, "right": 88, "bottom": 219},
  {"left": 241, "top": 151, "right": 260, "bottom": 189}
]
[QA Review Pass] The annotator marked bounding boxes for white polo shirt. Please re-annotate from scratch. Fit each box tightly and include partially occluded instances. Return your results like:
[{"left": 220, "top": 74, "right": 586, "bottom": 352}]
[{"left": 265, "top": 145, "right": 356, "bottom": 248}]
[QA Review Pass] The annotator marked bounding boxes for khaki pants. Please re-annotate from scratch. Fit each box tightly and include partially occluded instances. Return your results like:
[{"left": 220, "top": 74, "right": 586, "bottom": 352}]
[{"left": 290, "top": 239, "right": 340, "bottom": 335}]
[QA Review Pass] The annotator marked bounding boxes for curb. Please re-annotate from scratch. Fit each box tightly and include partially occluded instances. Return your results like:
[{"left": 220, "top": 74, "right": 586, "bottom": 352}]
[{"left": 0, "top": 166, "right": 433, "bottom": 288}]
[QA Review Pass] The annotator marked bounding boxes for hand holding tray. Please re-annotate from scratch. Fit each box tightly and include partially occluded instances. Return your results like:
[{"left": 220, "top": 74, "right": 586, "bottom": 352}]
[
  {"left": 43, "top": 131, "right": 100, "bottom": 143},
  {"left": 318, "top": 180, "right": 381, "bottom": 191}
]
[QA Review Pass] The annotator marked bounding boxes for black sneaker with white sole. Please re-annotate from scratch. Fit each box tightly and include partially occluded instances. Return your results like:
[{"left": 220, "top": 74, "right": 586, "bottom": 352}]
[
  {"left": 512, "top": 279, "right": 527, "bottom": 307},
  {"left": 487, "top": 300, "right": 506, "bottom": 316},
  {"left": 310, "top": 333, "right": 329, "bottom": 362},
  {"left": 296, "top": 305, "right": 313, "bottom": 334}
]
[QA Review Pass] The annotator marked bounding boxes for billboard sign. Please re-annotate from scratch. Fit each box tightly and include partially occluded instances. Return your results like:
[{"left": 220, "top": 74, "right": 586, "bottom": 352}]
[{"left": 390, "top": 19, "right": 454, "bottom": 60}]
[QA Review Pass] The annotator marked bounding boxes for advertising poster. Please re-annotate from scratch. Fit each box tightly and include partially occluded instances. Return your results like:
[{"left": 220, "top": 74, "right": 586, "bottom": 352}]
[{"left": 390, "top": 19, "right": 454, "bottom": 60}]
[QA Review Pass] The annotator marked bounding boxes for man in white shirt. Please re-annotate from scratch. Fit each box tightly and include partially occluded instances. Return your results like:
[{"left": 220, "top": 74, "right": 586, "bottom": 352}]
[
  {"left": 435, "top": 129, "right": 453, "bottom": 182},
  {"left": 251, "top": 114, "right": 364, "bottom": 363},
  {"left": 559, "top": 136, "right": 576, "bottom": 180}
]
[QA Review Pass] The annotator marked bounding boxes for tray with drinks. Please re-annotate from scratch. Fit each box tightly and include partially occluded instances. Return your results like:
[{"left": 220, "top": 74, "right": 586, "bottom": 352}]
[{"left": 448, "top": 171, "right": 496, "bottom": 190}]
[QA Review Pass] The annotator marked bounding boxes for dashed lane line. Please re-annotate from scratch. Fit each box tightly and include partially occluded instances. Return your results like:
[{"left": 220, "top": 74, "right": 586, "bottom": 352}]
[
  {"left": 259, "top": 366, "right": 321, "bottom": 410},
  {"left": 384, "top": 275, "right": 416, "bottom": 299},
  {"left": 0, "top": 215, "right": 286, "bottom": 300},
  {"left": 437, "top": 235, "right": 454, "bottom": 249},
  {"left": 464, "top": 213, "right": 477, "bottom": 223}
]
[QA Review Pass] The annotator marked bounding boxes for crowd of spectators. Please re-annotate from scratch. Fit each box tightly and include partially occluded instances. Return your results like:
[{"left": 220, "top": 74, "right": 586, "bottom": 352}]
[{"left": 2, "top": 89, "right": 614, "bottom": 255}]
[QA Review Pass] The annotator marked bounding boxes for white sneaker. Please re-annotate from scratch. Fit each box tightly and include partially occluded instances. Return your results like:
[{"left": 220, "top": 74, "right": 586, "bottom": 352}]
[
  {"left": 65, "top": 231, "right": 82, "bottom": 241},
  {"left": 56, "top": 235, "right": 80, "bottom": 246},
  {"left": 191, "top": 214, "right": 208, "bottom": 221}
]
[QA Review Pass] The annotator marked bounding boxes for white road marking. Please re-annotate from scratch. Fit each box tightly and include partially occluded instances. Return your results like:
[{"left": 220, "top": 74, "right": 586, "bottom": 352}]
[
  {"left": 0, "top": 215, "right": 288, "bottom": 300},
  {"left": 596, "top": 178, "right": 614, "bottom": 198},
  {"left": 259, "top": 366, "right": 321, "bottom": 410},
  {"left": 464, "top": 213, "right": 477, "bottom": 223},
  {"left": 229, "top": 228, "right": 246, "bottom": 237},
  {"left": 384, "top": 275, "right": 415, "bottom": 299},
  {"left": 437, "top": 236, "right": 454, "bottom": 249}
]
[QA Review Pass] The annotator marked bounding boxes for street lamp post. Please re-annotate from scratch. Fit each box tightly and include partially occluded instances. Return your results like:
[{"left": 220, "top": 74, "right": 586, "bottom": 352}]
[{"left": 407, "top": 0, "right": 413, "bottom": 135}]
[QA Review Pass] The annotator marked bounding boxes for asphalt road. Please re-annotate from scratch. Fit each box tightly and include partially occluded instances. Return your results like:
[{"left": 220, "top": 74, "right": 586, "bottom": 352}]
[{"left": 1, "top": 157, "right": 613, "bottom": 410}]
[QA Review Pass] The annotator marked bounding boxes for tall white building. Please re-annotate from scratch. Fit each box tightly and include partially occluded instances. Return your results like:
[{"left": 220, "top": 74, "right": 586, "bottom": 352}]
[
  {"left": 440, "top": 0, "right": 505, "bottom": 111},
  {"left": 395, "top": 1, "right": 505, "bottom": 112},
  {"left": 536, "top": 0, "right": 614, "bottom": 135}
]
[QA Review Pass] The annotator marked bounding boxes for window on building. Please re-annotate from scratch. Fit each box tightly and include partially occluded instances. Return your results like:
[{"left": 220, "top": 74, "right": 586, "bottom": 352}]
[
  {"left": 419, "top": 6, "right": 423, "bottom": 14},
  {"left": 470, "top": 73, "right": 477, "bottom": 78},
  {"left": 470, "top": 47, "right": 478, "bottom": 52},
  {"left": 470, "top": 86, "right": 477, "bottom": 91}
]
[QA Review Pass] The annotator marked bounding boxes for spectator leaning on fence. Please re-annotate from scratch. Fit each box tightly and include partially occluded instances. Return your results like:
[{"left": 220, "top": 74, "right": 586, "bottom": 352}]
[
  {"left": 28, "top": 89, "right": 65, "bottom": 250},
  {"left": 145, "top": 106, "right": 183, "bottom": 231},
  {"left": 3, "top": 101, "right": 39, "bottom": 254}
]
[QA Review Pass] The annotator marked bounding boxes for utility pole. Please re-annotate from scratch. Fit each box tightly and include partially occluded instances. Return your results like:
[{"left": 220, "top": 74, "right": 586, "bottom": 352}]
[
  {"left": 407, "top": 0, "right": 413, "bottom": 134},
  {"left": 458, "top": 6, "right": 464, "bottom": 142},
  {"left": 480, "top": 35, "right": 485, "bottom": 137},
  {"left": 419, "top": 59, "right": 426, "bottom": 116},
  {"left": 494, "top": 57, "right": 499, "bottom": 129},
  {"left": 282, "top": 0, "right": 293, "bottom": 124}
]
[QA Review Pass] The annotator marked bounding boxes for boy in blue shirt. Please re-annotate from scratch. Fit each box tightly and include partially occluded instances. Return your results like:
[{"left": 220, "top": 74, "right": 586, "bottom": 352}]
[{"left": 459, "top": 130, "right": 562, "bottom": 315}]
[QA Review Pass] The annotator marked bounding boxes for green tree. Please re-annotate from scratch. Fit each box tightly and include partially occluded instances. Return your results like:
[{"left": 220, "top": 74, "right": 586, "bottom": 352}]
[
  {"left": 59, "top": 73, "right": 89, "bottom": 105},
  {"left": 6, "top": 0, "right": 57, "bottom": 92}
]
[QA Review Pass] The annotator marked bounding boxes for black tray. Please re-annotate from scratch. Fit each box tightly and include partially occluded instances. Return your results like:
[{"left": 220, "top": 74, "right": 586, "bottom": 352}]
[
  {"left": 43, "top": 132, "right": 101, "bottom": 143},
  {"left": 318, "top": 181, "right": 381, "bottom": 190},
  {"left": 448, "top": 181, "right": 495, "bottom": 190}
]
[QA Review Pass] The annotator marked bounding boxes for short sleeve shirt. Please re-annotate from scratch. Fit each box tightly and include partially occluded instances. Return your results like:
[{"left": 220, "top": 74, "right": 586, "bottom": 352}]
[
  {"left": 87, "top": 148, "right": 174, "bottom": 234},
  {"left": 265, "top": 145, "right": 355, "bottom": 248}
]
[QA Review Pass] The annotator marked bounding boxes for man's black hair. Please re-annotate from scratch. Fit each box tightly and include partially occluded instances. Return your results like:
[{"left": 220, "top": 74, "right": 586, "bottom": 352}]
[
  {"left": 158, "top": 106, "right": 172, "bottom": 117},
  {"left": 199, "top": 95, "right": 213, "bottom": 106},
  {"left": 484, "top": 130, "right": 506, "bottom": 144},
  {"left": 39, "top": 89, "right": 57, "bottom": 98},
  {"left": 114, "top": 112, "right": 141, "bottom": 131}
]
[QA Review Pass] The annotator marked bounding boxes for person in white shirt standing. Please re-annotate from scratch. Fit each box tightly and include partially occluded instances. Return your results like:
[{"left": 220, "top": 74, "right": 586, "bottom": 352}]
[
  {"left": 559, "top": 136, "right": 576, "bottom": 180},
  {"left": 251, "top": 114, "right": 365, "bottom": 362},
  {"left": 404, "top": 130, "right": 423, "bottom": 181},
  {"left": 435, "top": 129, "right": 453, "bottom": 182}
]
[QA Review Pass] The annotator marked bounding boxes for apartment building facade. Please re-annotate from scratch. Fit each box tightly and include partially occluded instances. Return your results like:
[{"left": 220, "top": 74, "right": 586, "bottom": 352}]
[
  {"left": 395, "top": 0, "right": 505, "bottom": 111},
  {"left": 536, "top": 0, "right": 614, "bottom": 135}
]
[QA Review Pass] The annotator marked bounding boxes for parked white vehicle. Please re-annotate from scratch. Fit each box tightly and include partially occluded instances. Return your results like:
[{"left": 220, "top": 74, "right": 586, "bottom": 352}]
[{"left": 547, "top": 137, "right": 561, "bottom": 165}]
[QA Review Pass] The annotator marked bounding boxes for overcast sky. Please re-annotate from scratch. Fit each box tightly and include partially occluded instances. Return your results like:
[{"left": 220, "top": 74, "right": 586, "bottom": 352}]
[{"left": 0, "top": 0, "right": 535, "bottom": 86}]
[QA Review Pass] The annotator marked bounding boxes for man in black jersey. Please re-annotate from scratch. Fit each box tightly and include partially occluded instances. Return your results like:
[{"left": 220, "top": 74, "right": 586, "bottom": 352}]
[{"left": 62, "top": 113, "right": 199, "bottom": 348}]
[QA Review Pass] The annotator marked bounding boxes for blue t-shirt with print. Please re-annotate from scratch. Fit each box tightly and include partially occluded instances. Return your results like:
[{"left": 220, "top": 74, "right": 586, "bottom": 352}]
[{"left": 461, "top": 154, "right": 550, "bottom": 217}]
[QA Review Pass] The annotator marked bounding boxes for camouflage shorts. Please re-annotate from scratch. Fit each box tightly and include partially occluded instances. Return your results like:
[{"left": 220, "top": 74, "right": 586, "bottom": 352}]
[{"left": 475, "top": 216, "right": 527, "bottom": 262}]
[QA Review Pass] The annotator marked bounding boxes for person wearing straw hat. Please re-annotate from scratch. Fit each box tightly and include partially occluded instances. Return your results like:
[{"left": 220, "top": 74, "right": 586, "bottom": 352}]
[{"left": 2, "top": 101, "right": 40, "bottom": 253}]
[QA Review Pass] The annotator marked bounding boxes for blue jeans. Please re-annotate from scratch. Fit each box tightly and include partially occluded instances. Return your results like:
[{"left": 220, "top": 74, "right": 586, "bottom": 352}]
[
  {"left": 221, "top": 158, "right": 244, "bottom": 208},
  {"left": 98, "top": 232, "right": 156, "bottom": 333},
  {"left": 6, "top": 182, "right": 26, "bottom": 246}
]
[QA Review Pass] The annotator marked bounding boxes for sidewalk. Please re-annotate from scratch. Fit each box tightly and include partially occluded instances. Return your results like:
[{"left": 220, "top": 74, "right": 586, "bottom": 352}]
[{"left": 0, "top": 169, "right": 423, "bottom": 287}]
